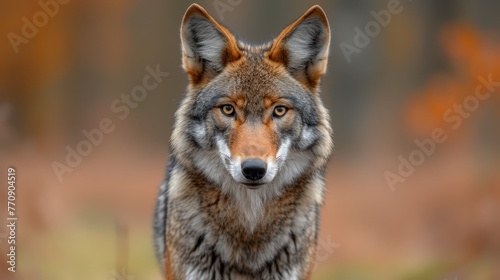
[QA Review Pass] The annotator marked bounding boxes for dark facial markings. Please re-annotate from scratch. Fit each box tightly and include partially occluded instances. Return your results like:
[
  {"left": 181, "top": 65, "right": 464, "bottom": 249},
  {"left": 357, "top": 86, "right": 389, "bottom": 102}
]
[
  {"left": 280, "top": 93, "right": 318, "bottom": 126},
  {"left": 190, "top": 88, "right": 229, "bottom": 121},
  {"left": 186, "top": 56, "right": 321, "bottom": 154}
]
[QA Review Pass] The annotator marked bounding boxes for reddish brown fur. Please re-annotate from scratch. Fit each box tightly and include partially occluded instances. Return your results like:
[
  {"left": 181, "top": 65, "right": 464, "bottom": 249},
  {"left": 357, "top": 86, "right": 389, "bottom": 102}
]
[
  {"left": 190, "top": 170, "right": 316, "bottom": 254},
  {"left": 229, "top": 123, "right": 277, "bottom": 161},
  {"left": 164, "top": 247, "right": 177, "bottom": 280},
  {"left": 157, "top": 4, "right": 333, "bottom": 279}
]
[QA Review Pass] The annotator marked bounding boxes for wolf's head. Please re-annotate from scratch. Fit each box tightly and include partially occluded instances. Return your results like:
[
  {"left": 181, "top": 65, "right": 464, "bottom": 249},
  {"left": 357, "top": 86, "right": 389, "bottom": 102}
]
[{"left": 172, "top": 4, "right": 333, "bottom": 198}]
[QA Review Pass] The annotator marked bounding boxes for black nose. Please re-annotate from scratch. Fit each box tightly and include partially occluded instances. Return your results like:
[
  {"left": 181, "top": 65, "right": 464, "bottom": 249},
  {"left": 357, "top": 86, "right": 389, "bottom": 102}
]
[{"left": 241, "top": 159, "right": 267, "bottom": 181}]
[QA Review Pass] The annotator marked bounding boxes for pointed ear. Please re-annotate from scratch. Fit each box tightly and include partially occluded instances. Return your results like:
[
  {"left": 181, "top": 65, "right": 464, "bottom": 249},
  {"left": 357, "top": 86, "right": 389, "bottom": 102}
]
[
  {"left": 180, "top": 4, "right": 242, "bottom": 85},
  {"left": 268, "top": 6, "right": 330, "bottom": 90}
]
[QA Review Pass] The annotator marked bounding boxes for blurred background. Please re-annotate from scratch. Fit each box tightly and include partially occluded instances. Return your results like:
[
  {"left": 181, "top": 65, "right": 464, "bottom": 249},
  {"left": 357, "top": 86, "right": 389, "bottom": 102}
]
[{"left": 0, "top": 0, "right": 499, "bottom": 279}]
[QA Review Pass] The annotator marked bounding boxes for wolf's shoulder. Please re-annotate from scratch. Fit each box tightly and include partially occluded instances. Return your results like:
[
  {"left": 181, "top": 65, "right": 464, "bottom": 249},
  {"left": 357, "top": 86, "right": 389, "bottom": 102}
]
[{"left": 153, "top": 156, "right": 177, "bottom": 271}]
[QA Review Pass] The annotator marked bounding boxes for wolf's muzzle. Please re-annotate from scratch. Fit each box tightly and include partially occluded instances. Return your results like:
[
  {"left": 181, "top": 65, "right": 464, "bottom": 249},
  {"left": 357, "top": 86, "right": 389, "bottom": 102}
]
[{"left": 241, "top": 158, "right": 267, "bottom": 181}]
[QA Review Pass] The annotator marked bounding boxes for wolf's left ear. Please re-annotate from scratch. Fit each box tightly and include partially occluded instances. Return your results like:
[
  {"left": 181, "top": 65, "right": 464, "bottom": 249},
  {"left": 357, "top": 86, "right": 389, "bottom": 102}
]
[
  {"left": 181, "top": 4, "right": 242, "bottom": 85},
  {"left": 268, "top": 6, "right": 330, "bottom": 90}
]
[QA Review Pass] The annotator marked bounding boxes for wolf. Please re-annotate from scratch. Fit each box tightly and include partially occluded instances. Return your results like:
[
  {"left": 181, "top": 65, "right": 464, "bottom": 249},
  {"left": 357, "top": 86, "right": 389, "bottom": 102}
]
[{"left": 153, "top": 3, "right": 333, "bottom": 280}]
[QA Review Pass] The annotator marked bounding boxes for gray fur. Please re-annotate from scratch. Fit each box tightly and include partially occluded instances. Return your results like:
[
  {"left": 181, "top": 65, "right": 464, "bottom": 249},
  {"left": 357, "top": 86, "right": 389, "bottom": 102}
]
[
  {"left": 182, "top": 15, "right": 227, "bottom": 72},
  {"left": 153, "top": 156, "right": 176, "bottom": 272},
  {"left": 153, "top": 4, "right": 333, "bottom": 280}
]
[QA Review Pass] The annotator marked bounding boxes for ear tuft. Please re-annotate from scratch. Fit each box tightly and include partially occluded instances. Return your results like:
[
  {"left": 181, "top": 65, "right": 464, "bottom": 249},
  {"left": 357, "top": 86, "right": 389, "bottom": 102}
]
[
  {"left": 181, "top": 4, "right": 241, "bottom": 84},
  {"left": 268, "top": 6, "right": 330, "bottom": 90}
]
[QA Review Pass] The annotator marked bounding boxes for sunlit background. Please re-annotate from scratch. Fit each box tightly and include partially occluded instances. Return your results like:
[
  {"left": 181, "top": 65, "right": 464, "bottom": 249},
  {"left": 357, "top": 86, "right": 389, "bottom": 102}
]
[{"left": 0, "top": 0, "right": 499, "bottom": 279}]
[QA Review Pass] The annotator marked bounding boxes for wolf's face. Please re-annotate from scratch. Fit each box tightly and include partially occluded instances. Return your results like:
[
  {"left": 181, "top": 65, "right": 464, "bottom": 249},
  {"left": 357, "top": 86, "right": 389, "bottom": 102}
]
[
  {"left": 172, "top": 5, "right": 332, "bottom": 194},
  {"left": 188, "top": 59, "right": 326, "bottom": 188}
]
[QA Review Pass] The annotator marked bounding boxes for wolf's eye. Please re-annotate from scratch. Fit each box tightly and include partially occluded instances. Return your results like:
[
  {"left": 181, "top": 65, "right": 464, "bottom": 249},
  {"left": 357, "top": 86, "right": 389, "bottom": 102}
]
[
  {"left": 273, "top": 106, "right": 288, "bottom": 117},
  {"left": 221, "top": 105, "right": 235, "bottom": 116}
]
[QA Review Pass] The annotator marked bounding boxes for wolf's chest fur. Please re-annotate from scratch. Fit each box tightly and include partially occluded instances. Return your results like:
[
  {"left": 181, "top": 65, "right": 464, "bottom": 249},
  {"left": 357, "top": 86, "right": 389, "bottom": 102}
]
[{"left": 165, "top": 167, "right": 319, "bottom": 280}]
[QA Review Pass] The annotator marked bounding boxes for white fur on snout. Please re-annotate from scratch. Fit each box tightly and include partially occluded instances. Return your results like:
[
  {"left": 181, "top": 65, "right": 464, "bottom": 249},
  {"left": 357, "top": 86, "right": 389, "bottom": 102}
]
[
  {"left": 216, "top": 135, "right": 231, "bottom": 161},
  {"left": 216, "top": 135, "right": 246, "bottom": 183},
  {"left": 276, "top": 138, "right": 291, "bottom": 166},
  {"left": 263, "top": 158, "right": 277, "bottom": 183},
  {"left": 262, "top": 138, "right": 292, "bottom": 183},
  {"left": 216, "top": 137, "right": 293, "bottom": 185},
  {"left": 230, "top": 157, "right": 247, "bottom": 183}
]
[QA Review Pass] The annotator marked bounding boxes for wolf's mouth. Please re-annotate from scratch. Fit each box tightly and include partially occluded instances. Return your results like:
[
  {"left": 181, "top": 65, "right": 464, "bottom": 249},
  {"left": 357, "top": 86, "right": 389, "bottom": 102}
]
[{"left": 242, "top": 182, "right": 265, "bottom": 189}]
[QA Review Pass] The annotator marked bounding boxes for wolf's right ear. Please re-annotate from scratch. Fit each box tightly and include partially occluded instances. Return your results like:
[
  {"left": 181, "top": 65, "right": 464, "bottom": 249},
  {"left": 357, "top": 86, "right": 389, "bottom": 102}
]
[{"left": 180, "top": 4, "right": 242, "bottom": 85}]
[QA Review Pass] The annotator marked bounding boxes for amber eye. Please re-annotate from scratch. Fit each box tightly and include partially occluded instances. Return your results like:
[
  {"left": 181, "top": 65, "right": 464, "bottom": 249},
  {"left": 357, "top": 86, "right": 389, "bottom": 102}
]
[
  {"left": 273, "top": 106, "right": 288, "bottom": 117},
  {"left": 221, "top": 105, "right": 235, "bottom": 116}
]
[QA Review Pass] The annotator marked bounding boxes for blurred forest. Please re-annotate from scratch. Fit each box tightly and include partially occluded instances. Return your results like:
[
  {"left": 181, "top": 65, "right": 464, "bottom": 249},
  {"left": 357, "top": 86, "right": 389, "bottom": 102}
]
[{"left": 0, "top": 0, "right": 499, "bottom": 279}]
